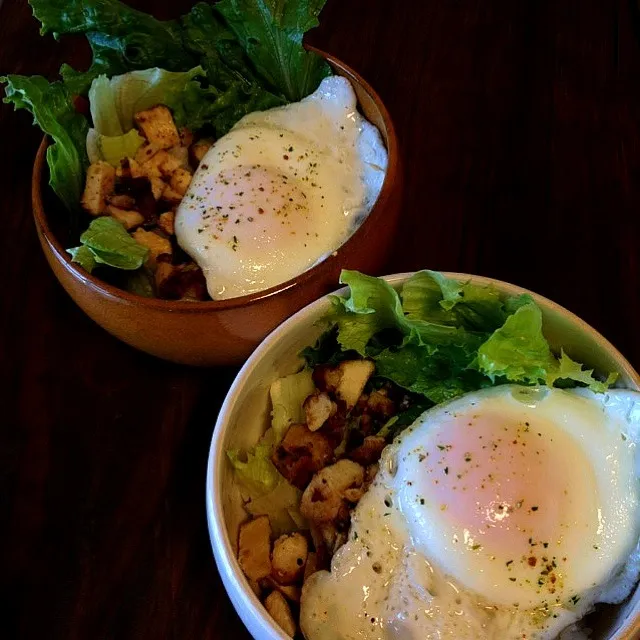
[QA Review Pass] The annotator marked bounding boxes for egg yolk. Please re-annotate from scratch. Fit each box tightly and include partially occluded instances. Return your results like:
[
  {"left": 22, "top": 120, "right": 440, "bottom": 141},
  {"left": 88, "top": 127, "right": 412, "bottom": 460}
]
[
  {"left": 398, "top": 393, "right": 603, "bottom": 608},
  {"left": 196, "top": 164, "right": 312, "bottom": 248}
]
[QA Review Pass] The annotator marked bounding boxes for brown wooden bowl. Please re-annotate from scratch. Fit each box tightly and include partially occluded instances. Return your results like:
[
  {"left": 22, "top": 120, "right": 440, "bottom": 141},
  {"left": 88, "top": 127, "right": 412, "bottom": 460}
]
[{"left": 31, "top": 50, "right": 403, "bottom": 366}]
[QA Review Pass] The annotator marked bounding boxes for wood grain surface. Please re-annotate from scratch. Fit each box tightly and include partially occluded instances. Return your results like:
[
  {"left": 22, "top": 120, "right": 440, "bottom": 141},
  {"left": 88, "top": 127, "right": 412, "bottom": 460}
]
[{"left": 1, "top": 0, "right": 639, "bottom": 638}]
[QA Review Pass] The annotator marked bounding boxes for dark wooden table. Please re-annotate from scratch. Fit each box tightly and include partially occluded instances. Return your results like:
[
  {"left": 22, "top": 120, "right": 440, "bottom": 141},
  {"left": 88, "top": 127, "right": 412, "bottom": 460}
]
[{"left": 1, "top": 0, "right": 639, "bottom": 638}]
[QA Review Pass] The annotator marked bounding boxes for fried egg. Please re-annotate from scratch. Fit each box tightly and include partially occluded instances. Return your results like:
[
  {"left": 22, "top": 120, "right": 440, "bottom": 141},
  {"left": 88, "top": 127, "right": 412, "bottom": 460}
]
[
  {"left": 175, "top": 76, "right": 387, "bottom": 300},
  {"left": 300, "top": 386, "right": 640, "bottom": 639}
]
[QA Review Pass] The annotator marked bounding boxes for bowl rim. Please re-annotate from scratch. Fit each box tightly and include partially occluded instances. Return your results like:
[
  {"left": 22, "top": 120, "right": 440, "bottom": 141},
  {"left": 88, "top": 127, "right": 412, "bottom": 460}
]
[
  {"left": 31, "top": 48, "right": 399, "bottom": 314},
  {"left": 206, "top": 271, "right": 640, "bottom": 640}
]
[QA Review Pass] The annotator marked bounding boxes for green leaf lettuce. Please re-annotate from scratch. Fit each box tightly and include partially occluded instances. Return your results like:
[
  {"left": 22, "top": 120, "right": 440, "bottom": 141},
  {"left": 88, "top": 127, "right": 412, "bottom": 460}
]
[
  {"left": 216, "top": 0, "right": 331, "bottom": 102},
  {"left": 305, "top": 271, "right": 615, "bottom": 402},
  {"left": 227, "top": 444, "right": 303, "bottom": 535},
  {"left": 1, "top": 75, "right": 88, "bottom": 212},
  {"left": 68, "top": 217, "right": 148, "bottom": 271}
]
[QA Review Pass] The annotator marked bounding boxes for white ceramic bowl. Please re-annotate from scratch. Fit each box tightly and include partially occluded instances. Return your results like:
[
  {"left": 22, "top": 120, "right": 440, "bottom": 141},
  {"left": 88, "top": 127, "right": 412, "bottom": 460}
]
[{"left": 206, "top": 272, "right": 640, "bottom": 640}]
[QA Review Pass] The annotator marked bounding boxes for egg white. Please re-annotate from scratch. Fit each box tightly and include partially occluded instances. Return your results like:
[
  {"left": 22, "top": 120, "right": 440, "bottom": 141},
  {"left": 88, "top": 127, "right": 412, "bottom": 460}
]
[
  {"left": 175, "top": 76, "right": 387, "bottom": 300},
  {"left": 300, "top": 386, "right": 640, "bottom": 640}
]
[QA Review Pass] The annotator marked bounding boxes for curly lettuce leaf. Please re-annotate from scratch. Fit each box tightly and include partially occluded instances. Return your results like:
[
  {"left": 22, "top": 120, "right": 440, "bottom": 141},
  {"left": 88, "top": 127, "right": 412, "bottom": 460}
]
[
  {"left": 308, "top": 271, "right": 616, "bottom": 402},
  {"left": 331, "top": 271, "right": 486, "bottom": 356},
  {"left": 71, "top": 217, "right": 148, "bottom": 271},
  {"left": 402, "top": 270, "right": 527, "bottom": 332},
  {"left": 30, "top": 0, "right": 194, "bottom": 87},
  {"left": 476, "top": 304, "right": 554, "bottom": 384},
  {"left": 329, "top": 270, "right": 411, "bottom": 355},
  {"left": 477, "top": 304, "right": 615, "bottom": 392},
  {"left": 1, "top": 75, "right": 89, "bottom": 212},
  {"left": 216, "top": 0, "right": 331, "bottom": 101},
  {"left": 375, "top": 336, "right": 487, "bottom": 405},
  {"left": 548, "top": 351, "right": 618, "bottom": 393}
]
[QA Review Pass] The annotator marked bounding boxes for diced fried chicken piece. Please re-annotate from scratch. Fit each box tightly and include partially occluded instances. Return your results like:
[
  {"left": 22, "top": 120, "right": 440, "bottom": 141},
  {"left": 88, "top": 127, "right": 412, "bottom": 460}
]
[
  {"left": 161, "top": 185, "right": 183, "bottom": 206},
  {"left": 134, "top": 150, "right": 177, "bottom": 201},
  {"left": 300, "top": 459, "right": 364, "bottom": 525},
  {"left": 81, "top": 161, "right": 115, "bottom": 215},
  {"left": 312, "top": 364, "right": 342, "bottom": 393},
  {"left": 264, "top": 590, "right": 296, "bottom": 638},
  {"left": 150, "top": 177, "right": 165, "bottom": 201},
  {"left": 317, "top": 523, "right": 348, "bottom": 556},
  {"left": 107, "top": 205, "right": 144, "bottom": 231},
  {"left": 170, "top": 167, "right": 192, "bottom": 196},
  {"left": 158, "top": 211, "right": 175, "bottom": 235},
  {"left": 116, "top": 157, "right": 143, "bottom": 180},
  {"left": 114, "top": 176, "right": 158, "bottom": 227},
  {"left": 238, "top": 515, "right": 272, "bottom": 581},
  {"left": 314, "top": 360, "right": 375, "bottom": 410},
  {"left": 367, "top": 389, "right": 396, "bottom": 417},
  {"left": 348, "top": 435, "right": 386, "bottom": 466},
  {"left": 168, "top": 145, "right": 190, "bottom": 170},
  {"left": 271, "top": 424, "right": 333, "bottom": 490},
  {"left": 271, "top": 533, "right": 308, "bottom": 585},
  {"left": 179, "top": 127, "right": 194, "bottom": 147},
  {"left": 318, "top": 409, "right": 348, "bottom": 450},
  {"left": 139, "top": 149, "right": 171, "bottom": 178},
  {"left": 335, "top": 360, "right": 376, "bottom": 409},
  {"left": 134, "top": 105, "right": 180, "bottom": 149},
  {"left": 304, "top": 551, "right": 319, "bottom": 580},
  {"left": 132, "top": 228, "right": 172, "bottom": 268},
  {"left": 364, "top": 463, "right": 379, "bottom": 491},
  {"left": 134, "top": 142, "right": 162, "bottom": 165},
  {"left": 154, "top": 260, "right": 175, "bottom": 295},
  {"left": 154, "top": 259, "right": 208, "bottom": 300},
  {"left": 248, "top": 578, "right": 262, "bottom": 598},
  {"left": 106, "top": 193, "right": 136, "bottom": 209},
  {"left": 304, "top": 391, "right": 336, "bottom": 432},
  {"left": 308, "top": 525, "right": 330, "bottom": 571},
  {"left": 190, "top": 137, "right": 213, "bottom": 165},
  {"left": 260, "top": 577, "right": 300, "bottom": 603}
]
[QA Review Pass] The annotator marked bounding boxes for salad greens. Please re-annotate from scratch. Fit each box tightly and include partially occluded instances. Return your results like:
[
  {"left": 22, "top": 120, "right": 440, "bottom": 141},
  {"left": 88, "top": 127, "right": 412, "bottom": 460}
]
[
  {"left": 1, "top": 0, "right": 329, "bottom": 212},
  {"left": 305, "top": 270, "right": 616, "bottom": 403}
]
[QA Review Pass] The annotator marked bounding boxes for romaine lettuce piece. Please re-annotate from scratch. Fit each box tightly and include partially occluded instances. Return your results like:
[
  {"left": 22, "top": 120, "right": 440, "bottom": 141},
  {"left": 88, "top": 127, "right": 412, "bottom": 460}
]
[
  {"left": 228, "top": 444, "right": 304, "bottom": 536},
  {"left": 270, "top": 369, "right": 315, "bottom": 444},
  {"left": 227, "top": 444, "right": 282, "bottom": 496},
  {"left": 67, "top": 245, "right": 97, "bottom": 273},
  {"left": 70, "top": 217, "right": 148, "bottom": 271},
  {"left": 87, "top": 128, "right": 145, "bottom": 166}
]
